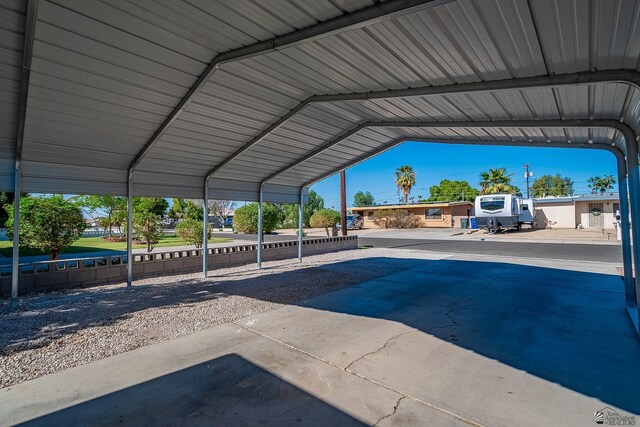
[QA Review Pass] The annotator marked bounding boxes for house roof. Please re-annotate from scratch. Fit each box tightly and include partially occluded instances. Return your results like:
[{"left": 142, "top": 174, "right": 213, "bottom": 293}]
[
  {"left": 534, "top": 193, "right": 620, "bottom": 204},
  {"left": 2, "top": 1, "right": 639, "bottom": 202},
  {"left": 351, "top": 201, "right": 473, "bottom": 211}
]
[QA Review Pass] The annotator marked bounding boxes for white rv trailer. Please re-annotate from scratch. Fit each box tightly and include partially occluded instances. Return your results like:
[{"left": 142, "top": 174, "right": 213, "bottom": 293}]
[{"left": 474, "top": 194, "right": 535, "bottom": 233}]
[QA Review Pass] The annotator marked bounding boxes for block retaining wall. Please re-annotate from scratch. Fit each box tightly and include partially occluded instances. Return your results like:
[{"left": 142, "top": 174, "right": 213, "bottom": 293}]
[{"left": 0, "top": 236, "right": 358, "bottom": 295}]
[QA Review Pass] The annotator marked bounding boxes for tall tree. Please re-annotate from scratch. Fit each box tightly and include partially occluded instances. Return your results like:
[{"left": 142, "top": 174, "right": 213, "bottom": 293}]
[
  {"left": 134, "top": 197, "right": 169, "bottom": 217},
  {"left": 75, "top": 195, "right": 126, "bottom": 237},
  {"left": 133, "top": 211, "right": 164, "bottom": 252},
  {"left": 531, "top": 174, "right": 574, "bottom": 197},
  {"left": 0, "top": 192, "right": 15, "bottom": 229},
  {"left": 395, "top": 165, "right": 416, "bottom": 204},
  {"left": 588, "top": 175, "right": 616, "bottom": 194},
  {"left": 199, "top": 200, "right": 235, "bottom": 227},
  {"left": 303, "top": 190, "right": 324, "bottom": 227},
  {"left": 168, "top": 198, "right": 201, "bottom": 221},
  {"left": 7, "top": 196, "right": 86, "bottom": 260},
  {"left": 600, "top": 174, "right": 617, "bottom": 193},
  {"left": 274, "top": 190, "right": 325, "bottom": 229},
  {"left": 427, "top": 180, "right": 479, "bottom": 202},
  {"left": 353, "top": 191, "right": 375, "bottom": 207},
  {"left": 587, "top": 176, "right": 600, "bottom": 194},
  {"left": 479, "top": 168, "right": 518, "bottom": 195}
]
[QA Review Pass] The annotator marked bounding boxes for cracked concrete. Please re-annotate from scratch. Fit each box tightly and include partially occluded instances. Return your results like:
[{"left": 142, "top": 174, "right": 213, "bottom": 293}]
[
  {"left": 2, "top": 251, "right": 639, "bottom": 426},
  {"left": 374, "top": 396, "right": 405, "bottom": 426},
  {"left": 344, "top": 330, "right": 412, "bottom": 372}
]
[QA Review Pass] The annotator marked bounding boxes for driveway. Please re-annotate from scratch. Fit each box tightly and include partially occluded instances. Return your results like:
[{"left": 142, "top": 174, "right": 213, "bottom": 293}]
[
  {"left": 358, "top": 236, "right": 623, "bottom": 263},
  {"left": 2, "top": 250, "right": 638, "bottom": 426}
]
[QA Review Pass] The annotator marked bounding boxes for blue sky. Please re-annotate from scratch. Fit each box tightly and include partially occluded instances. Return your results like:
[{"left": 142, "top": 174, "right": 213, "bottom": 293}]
[{"left": 309, "top": 141, "right": 618, "bottom": 209}]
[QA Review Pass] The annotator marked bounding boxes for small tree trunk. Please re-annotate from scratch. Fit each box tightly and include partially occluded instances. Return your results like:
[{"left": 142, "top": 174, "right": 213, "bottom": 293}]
[
  {"left": 147, "top": 241, "right": 152, "bottom": 252},
  {"left": 50, "top": 249, "right": 61, "bottom": 260},
  {"left": 324, "top": 226, "right": 329, "bottom": 237}
]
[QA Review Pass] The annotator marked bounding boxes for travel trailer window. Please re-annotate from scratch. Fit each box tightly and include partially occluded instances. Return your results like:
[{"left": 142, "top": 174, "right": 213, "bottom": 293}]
[
  {"left": 425, "top": 208, "right": 442, "bottom": 219},
  {"left": 480, "top": 198, "right": 505, "bottom": 211}
]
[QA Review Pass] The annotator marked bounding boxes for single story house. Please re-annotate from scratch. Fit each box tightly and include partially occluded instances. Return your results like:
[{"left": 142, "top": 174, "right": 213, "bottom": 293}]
[
  {"left": 534, "top": 193, "right": 620, "bottom": 229},
  {"left": 352, "top": 201, "right": 474, "bottom": 229}
]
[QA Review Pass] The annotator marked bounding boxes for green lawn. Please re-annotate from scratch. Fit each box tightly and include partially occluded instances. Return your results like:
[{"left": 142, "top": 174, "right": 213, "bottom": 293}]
[{"left": 0, "top": 235, "right": 233, "bottom": 257}]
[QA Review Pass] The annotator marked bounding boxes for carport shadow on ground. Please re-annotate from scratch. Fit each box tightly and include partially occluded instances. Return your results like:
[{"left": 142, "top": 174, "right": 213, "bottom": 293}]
[
  {"left": 4, "top": 257, "right": 640, "bottom": 420},
  {"left": 18, "top": 354, "right": 364, "bottom": 426}
]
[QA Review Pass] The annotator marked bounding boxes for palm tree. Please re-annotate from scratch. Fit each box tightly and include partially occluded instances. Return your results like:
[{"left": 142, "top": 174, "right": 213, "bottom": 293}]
[
  {"left": 588, "top": 175, "right": 616, "bottom": 193},
  {"left": 600, "top": 174, "right": 616, "bottom": 193},
  {"left": 395, "top": 165, "right": 416, "bottom": 204},
  {"left": 479, "top": 168, "right": 515, "bottom": 195},
  {"left": 587, "top": 176, "right": 601, "bottom": 194}
]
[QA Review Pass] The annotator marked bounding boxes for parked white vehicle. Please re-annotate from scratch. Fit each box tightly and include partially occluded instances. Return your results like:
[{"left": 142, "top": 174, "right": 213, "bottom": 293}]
[{"left": 474, "top": 194, "right": 535, "bottom": 233}]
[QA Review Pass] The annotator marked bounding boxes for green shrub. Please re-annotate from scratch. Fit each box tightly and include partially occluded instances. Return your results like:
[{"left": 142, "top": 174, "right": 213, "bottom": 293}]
[
  {"left": 310, "top": 209, "right": 340, "bottom": 237},
  {"left": 6, "top": 195, "right": 86, "bottom": 260},
  {"left": 175, "top": 218, "right": 210, "bottom": 248},
  {"left": 233, "top": 203, "right": 279, "bottom": 234},
  {"left": 372, "top": 209, "right": 394, "bottom": 229},
  {"left": 389, "top": 210, "right": 421, "bottom": 228}
]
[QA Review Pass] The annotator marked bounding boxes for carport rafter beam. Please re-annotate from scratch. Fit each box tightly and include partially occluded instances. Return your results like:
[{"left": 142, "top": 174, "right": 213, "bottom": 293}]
[
  {"left": 127, "top": 0, "right": 448, "bottom": 175},
  {"left": 302, "top": 119, "right": 636, "bottom": 187},
  {"left": 305, "top": 135, "right": 622, "bottom": 188},
  {"left": 266, "top": 119, "right": 631, "bottom": 186},
  {"left": 208, "top": 69, "right": 640, "bottom": 183}
]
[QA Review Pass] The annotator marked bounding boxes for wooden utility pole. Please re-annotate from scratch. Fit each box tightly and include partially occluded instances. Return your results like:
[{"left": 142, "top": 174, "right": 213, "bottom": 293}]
[{"left": 340, "top": 170, "right": 347, "bottom": 236}]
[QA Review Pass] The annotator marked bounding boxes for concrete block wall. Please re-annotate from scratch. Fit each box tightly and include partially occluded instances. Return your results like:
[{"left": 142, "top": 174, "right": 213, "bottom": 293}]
[{"left": 0, "top": 236, "right": 358, "bottom": 295}]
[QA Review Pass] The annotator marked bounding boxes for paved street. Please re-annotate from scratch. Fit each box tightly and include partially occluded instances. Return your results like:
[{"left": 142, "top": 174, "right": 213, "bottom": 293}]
[{"left": 358, "top": 237, "right": 623, "bottom": 263}]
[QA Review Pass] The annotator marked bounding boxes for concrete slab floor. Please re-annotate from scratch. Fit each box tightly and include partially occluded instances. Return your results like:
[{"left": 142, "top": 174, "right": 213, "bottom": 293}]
[{"left": 1, "top": 253, "right": 639, "bottom": 426}]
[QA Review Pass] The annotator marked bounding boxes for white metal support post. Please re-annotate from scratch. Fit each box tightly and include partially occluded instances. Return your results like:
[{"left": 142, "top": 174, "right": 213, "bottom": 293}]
[
  {"left": 617, "top": 158, "right": 634, "bottom": 310},
  {"left": 623, "top": 134, "right": 640, "bottom": 325},
  {"left": 126, "top": 174, "right": 133, "bottom": 287},
  {"left": 11, "top": 167, "right": 21, "bottom": 306},
  {"left": 11, "top": 0, "right": 38, "bottom": 306},
  {"left": 257, "top": 185, "right": 263, "bottom": 269},
  {"left": 298, "top": 188, "right": 304, "bottom": 262},
  {"left": 203, "top": 180, "right": 209, "bottom": 278}
]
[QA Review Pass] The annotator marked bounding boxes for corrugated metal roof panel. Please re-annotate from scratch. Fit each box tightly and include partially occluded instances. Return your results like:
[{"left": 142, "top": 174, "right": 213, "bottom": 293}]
[
  {"left": 0, "top": 0, "right": 24, "bottom": 164},
  {"left": 1, "top": 0, "right": 638, "bottom": 199}
]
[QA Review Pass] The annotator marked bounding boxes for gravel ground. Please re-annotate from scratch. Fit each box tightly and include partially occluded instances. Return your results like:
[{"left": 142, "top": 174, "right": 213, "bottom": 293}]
[{"left": 0, "top": 247, "right": 445, "bottom": 389}]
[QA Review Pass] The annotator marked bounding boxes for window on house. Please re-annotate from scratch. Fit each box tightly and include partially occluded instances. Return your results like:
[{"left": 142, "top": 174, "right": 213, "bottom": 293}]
[
  {"left": 613, "top": 203, "right": 620, "bottom": 214},
  {"left": 425, "top": 208, "right": 442, "bottom": 219},
  {"left": 367, "top": 211, "right": 374, "bottom": 220}
]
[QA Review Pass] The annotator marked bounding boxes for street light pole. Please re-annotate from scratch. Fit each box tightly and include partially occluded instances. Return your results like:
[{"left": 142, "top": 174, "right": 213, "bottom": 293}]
[
  {"left": 523, "top": 164, "right": 533, "bottom": 198},
  {"left": 340, "top": 170, "right": 347, "bottom": 236}
]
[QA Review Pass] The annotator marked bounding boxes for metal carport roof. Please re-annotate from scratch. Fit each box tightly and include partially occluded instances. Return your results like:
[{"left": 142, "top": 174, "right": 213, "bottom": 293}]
[
  {"left": 3, "top": 0, "right": 640, "bottom": 332},
  {"left": 2, "top": 0, "right": 640, "bottom": 203}
]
